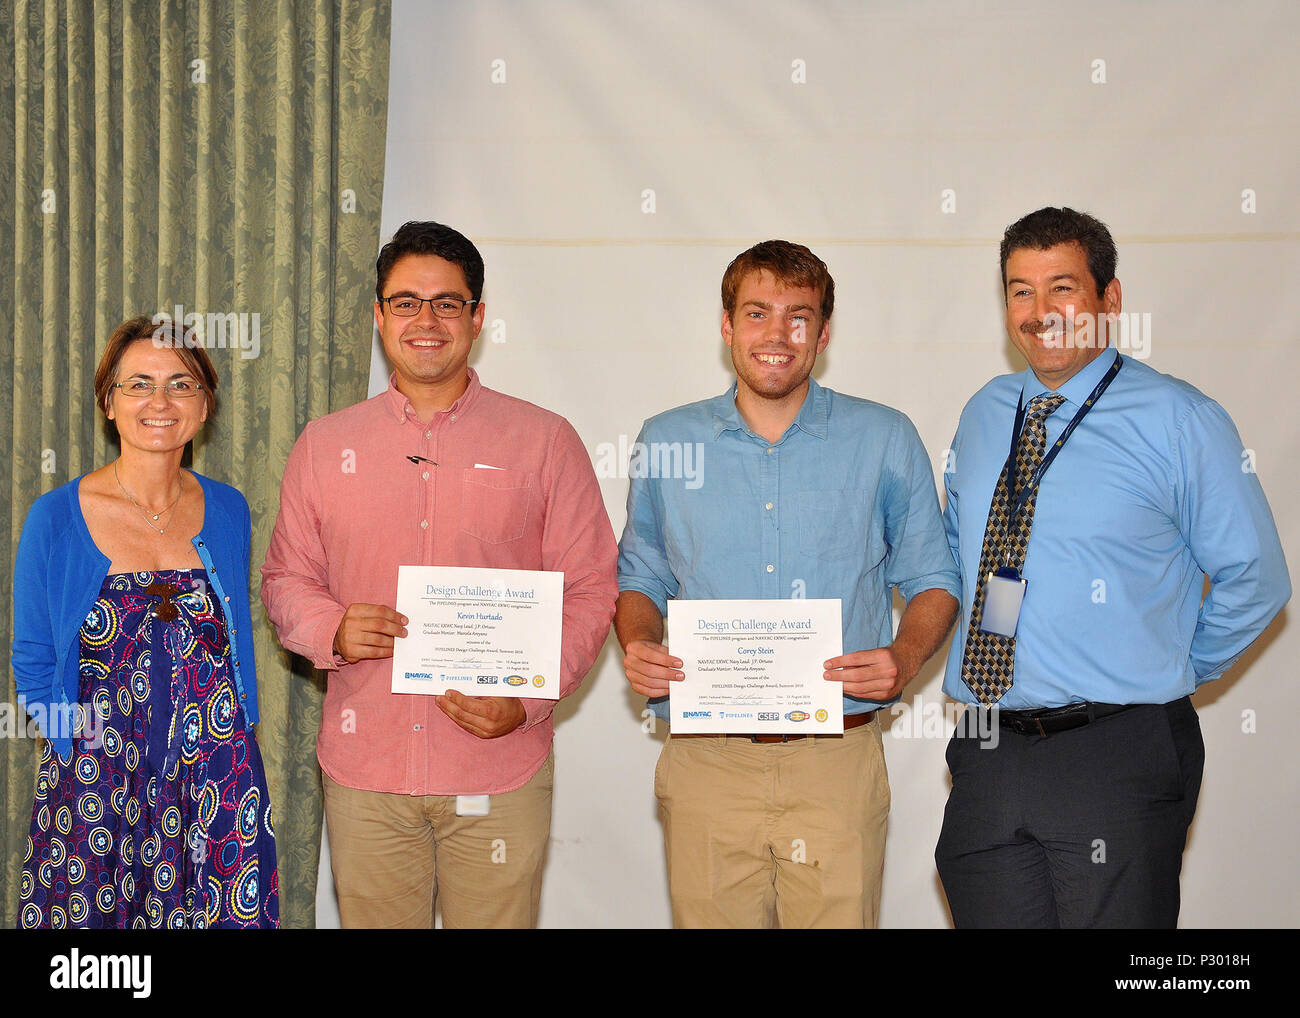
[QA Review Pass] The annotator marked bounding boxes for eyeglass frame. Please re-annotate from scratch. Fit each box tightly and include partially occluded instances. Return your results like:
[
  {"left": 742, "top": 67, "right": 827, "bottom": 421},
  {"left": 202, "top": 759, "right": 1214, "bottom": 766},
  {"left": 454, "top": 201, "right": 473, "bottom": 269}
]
[
  {"left": 111, "top": 379, "right": 206, "bottom": 399},
  {"left": 378, "top": 295, "right": 480, "bottom": 319}
]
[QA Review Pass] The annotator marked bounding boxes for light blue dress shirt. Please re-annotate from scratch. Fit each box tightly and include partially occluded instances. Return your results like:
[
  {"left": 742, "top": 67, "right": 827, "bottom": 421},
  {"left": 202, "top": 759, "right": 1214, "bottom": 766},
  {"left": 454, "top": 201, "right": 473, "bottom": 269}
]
[
  {"left": 943, "top": 347, "right": 1290, "bottom": 708},
  {"left": 618, "top": 378, "right": 961, "bottom": 721}
]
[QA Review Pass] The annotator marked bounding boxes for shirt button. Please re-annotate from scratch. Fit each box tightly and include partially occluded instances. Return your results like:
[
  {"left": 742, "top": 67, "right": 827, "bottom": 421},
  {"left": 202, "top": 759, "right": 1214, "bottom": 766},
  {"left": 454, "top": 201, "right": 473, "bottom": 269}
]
[
  {"left": 240, "top": 693, "right": 246, "bottom": 700},
  {"left": 420, "top": 520, "right": 429, "bottom": 529},
  {"left": 766, "top": 447, "right": 775, "bottom": 455},
  {"left": 425, "top": 430, "right": 432, "bottom": 438},
  {"left": 450, "top": 413, "right": 457, "bottom": 422},
  {"left": 765, "top": 502, "right": 773, "bottom": 510},
  {"left": 197, "top": 541, "right": 204, "bottom": 547},
  {"left": 413, "top": 724, "right": 423, "bottom": 732},
  {"left": 224, "top": 596, "right": 230, "bottom": 603},
  {"left": 234, "top": 660, "right": 240, "bottom": 667},
  {"left": 422, "top": 471, "right": 430, "bottom": 480},
  {"left": 766, "top": 564, "right": 774, "bottom": 573}
]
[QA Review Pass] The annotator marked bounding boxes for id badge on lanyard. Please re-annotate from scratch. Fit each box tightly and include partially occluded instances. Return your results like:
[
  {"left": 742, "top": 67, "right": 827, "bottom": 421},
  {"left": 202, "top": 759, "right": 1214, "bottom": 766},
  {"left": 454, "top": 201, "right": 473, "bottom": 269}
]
[{"left": 980, "top": 566, "right": 1027, "bottom": 637}]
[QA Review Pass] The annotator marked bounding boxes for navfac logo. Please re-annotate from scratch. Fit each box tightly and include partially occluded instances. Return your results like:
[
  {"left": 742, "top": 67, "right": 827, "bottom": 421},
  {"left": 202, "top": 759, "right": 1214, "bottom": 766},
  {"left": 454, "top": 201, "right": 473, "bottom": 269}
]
[
  {"left": 815, "top": 709, "right": 828, "bottom": 723},
  {"left": 682, "top": 711, "right": 711, "bottom": 719},
  {"left": 504, "top": 675, "right": 528, "bottom": 687},
  {"left": 785, "top": 711, "right": 810, "bottom": 723}
]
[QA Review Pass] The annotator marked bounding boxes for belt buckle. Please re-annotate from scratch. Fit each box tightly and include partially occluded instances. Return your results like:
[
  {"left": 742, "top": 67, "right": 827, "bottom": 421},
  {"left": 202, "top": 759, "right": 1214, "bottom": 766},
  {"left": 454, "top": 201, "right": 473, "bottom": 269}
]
[{"left": 749, "top": 733, "right": 791, "bottom": 744}]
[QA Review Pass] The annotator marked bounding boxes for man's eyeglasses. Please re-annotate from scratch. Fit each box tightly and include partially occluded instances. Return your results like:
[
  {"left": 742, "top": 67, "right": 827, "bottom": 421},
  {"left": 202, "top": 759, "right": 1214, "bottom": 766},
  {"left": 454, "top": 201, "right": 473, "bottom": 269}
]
[
  {"left": 379, "top": 296, "right": 479, "bottom": 319},
  {"left": 112, "top": 379, "right": 205, "bottom": 399}
]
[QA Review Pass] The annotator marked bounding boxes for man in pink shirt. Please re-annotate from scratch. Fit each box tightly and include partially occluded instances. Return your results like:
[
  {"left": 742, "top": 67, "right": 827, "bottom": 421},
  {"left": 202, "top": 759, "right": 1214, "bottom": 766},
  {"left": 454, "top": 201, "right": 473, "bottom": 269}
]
[{"left": 262, "top": 221, "right": 617, "bottom": 928}]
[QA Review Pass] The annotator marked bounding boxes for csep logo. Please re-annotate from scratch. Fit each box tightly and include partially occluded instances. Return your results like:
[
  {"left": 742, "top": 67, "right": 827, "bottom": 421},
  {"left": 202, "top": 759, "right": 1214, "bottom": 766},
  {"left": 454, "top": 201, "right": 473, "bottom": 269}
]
[
  {"left": 785, "top": 711, "right": 810, "bottom": 723},
  {"left": 504, "top": 675, "right": 528, "bottom": 687},
  {"left": 815, "top": 709, "right": 828, "bottom": 723},
  {"left": 757, "top": 712, "right": 780, "bottom": 722},
  {"left": 532, "top": 675, "right": 546, "bottom": 687},
  {"left": 476, "top": 675, "right": 499, "bottom": 685}
]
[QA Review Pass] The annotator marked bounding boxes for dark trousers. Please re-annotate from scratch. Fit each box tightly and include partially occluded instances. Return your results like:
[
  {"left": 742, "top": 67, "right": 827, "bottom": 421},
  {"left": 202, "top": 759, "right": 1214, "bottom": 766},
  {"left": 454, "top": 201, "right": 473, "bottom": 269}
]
[{"left": 935, "top": 697, "right": 1204, "bottom": 929}]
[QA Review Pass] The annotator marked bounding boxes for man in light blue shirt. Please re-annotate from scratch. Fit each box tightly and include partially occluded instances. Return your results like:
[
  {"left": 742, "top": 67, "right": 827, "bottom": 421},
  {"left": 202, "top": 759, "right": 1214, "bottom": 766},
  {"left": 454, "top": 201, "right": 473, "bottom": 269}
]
[
  {"left": 615, "top": 240, "right": 960, "bottom": 928},
  {"left": 937, "top": 207, "right": 1290, "bottom": 928}
]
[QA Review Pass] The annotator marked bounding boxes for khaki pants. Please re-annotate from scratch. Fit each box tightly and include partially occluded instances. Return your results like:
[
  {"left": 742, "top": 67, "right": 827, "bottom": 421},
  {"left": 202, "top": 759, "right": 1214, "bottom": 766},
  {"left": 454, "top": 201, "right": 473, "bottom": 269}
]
[
  {"left": 655, "top": 719, "right": 889, "bottom": 928},
  {"left": 321, "top": 752, "right": 554, "bottom": 928}
]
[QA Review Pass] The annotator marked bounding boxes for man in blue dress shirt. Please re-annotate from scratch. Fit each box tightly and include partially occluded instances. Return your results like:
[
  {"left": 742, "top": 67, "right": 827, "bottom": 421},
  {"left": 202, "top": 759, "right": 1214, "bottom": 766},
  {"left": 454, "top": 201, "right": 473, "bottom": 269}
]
[
  {"left": 615, "top": 240, "right": 960, "bottom": 928},
  {"left": 937, "top": 207, "right": 1290, "bottom": 928}
]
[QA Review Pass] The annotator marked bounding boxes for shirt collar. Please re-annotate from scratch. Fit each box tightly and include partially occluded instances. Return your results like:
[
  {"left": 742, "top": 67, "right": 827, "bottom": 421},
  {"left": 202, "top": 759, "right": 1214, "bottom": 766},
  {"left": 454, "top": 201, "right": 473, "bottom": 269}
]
[
  {"left": 383, "top": 367, "right": 483, "bottom": 423},
  {"left": 1019, "top": 346, "right": 1120, "bottom": 411},
  {"left": 710, "top": 377, "right": 830, "bottom": 442}
]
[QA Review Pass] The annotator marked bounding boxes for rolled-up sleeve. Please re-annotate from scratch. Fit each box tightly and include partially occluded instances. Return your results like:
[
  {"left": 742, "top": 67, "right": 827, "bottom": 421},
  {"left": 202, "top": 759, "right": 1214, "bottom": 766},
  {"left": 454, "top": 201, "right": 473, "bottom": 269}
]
[
  {"left": 883, "top": 414, "right": 962, "bottom": 603},
  {"left": 616, "top": 425, "right": 680, "bottom": 616}
]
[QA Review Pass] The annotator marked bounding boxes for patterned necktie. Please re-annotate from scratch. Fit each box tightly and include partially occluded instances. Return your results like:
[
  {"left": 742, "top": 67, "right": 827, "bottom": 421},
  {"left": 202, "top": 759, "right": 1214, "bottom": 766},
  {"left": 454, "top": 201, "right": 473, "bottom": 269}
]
[{"left": 961, "top": 393, "right": 1066, "bottom": 704}]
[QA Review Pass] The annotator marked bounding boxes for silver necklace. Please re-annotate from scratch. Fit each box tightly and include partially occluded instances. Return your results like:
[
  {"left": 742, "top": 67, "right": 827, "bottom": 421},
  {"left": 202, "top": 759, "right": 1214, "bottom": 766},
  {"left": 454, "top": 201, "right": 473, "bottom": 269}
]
[{"left": 114, "top": 461, "right": 184, "bottom": 535}]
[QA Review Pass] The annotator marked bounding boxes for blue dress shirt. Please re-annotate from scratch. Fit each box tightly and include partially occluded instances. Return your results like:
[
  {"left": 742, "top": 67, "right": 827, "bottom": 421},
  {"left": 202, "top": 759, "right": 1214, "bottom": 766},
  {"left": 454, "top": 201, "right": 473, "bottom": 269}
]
[
  {"left": 943, "top": 347, "right": 1290, "bottom": 708},
  {"left": 618, "top": 378, "right": 961, "bottom": 721}
]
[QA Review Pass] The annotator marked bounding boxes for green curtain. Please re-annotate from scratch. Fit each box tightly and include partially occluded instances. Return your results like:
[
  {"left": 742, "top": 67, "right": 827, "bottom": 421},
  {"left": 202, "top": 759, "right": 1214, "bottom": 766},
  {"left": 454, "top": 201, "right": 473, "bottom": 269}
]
[{"left": 1, "top": 0, "right": 390, "bottom": 928}]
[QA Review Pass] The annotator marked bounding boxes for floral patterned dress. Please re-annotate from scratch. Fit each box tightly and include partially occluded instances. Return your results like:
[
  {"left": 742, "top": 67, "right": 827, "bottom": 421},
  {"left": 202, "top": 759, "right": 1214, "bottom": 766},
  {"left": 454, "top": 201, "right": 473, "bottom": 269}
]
[{"left": 19, "top": 568, "right": 278, "bottom": 928}]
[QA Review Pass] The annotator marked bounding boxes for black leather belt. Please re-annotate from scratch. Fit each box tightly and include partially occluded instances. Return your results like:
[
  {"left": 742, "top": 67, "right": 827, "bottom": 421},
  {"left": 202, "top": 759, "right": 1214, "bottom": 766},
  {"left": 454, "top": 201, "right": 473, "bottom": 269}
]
[{"left": 993, "top": 701, "right": 1135, "bottom": 737}]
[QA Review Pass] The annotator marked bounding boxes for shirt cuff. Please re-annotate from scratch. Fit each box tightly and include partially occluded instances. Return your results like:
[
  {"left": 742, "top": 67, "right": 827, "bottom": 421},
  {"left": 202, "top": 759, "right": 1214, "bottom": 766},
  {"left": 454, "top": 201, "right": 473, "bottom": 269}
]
[
  {"left": 616, "top": 578, "right": 669, "bottom": 617},
  {"left": 899, "top": 573, "right": 962, "bottom": 604},
  {"left": 311, "top": 608, "right": 349, "bottom": 671}
]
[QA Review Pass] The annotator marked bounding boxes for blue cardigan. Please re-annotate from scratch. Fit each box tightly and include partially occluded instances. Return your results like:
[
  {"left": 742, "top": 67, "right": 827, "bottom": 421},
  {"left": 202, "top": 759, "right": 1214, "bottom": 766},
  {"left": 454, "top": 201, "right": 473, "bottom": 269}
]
[{"left": 11, "top": 472, "right": 262, "bottom": 759}]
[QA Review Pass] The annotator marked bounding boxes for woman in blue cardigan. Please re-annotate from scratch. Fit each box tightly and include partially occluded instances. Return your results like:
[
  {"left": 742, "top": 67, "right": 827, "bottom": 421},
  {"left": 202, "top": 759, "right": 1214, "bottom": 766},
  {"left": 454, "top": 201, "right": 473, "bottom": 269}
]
[{"left": 12, "top": 315, "right": 278, "bottom": 928}]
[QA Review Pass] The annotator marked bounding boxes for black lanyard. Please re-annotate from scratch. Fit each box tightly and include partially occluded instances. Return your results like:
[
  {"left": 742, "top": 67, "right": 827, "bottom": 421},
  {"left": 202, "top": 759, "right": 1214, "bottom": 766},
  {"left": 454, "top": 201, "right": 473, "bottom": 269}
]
[{"left": 1003, "top": 355, "right": 1122, "bottom": 527}]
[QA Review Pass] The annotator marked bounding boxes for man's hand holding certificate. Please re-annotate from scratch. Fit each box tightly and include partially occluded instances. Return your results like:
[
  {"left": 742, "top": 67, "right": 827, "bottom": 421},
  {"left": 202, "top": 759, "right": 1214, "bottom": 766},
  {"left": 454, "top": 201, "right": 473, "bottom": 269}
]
[
  {"left": 668, "top": 599, "right": 844, "bottom": 734},
  {"left": 391, "top": 565, "right": 564, "bottom": 699}
]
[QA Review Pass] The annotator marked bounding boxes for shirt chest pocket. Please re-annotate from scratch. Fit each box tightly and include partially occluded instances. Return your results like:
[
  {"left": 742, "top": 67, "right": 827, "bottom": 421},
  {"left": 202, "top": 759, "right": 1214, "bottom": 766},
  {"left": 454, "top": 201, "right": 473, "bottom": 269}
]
[
  {"left": 460, "top": 469, "right": 533, "bottom": 544},
  {"left": 794, "top": 489, "right": 884, "bottom": 569}
]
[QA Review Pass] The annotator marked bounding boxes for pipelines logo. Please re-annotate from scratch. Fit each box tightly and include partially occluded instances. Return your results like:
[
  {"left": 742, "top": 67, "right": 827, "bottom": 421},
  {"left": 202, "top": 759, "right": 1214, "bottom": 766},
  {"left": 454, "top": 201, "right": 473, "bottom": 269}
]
[
  {"left": 504, "top": 675, "right": 528, "bottom": 687},
  {"left": 785, "top": 711, "right": 810, "bottom": 723},
  {"left": 815, "top": 709, "right": 828, "bottom": 723},
  {"left": 532, "top": 675, "right": 546, "bottom": 688}
]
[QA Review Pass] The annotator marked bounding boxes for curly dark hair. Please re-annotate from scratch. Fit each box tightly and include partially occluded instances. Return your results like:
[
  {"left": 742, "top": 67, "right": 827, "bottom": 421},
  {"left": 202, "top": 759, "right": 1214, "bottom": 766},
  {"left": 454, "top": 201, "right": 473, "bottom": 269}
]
[{"left": 1000, "top": 207, "right": 1117, "bottom": 298}]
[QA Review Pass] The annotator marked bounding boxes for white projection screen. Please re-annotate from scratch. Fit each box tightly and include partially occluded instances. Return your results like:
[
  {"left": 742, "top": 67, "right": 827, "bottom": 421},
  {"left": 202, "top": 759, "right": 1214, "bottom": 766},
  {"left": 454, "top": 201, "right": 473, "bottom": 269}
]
[{"left": 316, "top": 0, "right": 1299, "bottom": 928}]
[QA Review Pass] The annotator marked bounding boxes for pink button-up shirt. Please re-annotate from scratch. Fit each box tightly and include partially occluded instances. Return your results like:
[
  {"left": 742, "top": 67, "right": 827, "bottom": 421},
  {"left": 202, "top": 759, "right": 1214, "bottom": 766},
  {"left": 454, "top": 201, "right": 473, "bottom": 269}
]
[{"left": 261, "top": 369, "right": 617, "bottom": 795}]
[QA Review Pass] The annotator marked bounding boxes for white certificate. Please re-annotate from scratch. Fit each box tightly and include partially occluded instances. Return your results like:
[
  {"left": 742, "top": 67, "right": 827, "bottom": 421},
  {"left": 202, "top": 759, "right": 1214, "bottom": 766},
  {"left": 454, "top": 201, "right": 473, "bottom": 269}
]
[
  {"left": 667, "top": 599, "right": 844, "bottom": 734},
  {"left": 391, "top": 566, "right": 564, "bottom": 699}
]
